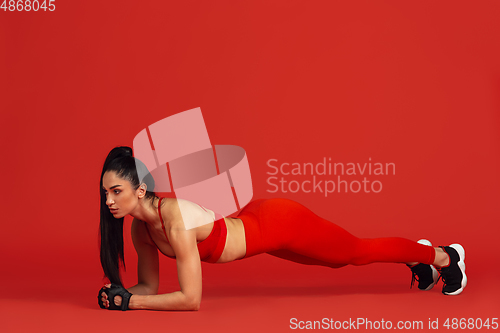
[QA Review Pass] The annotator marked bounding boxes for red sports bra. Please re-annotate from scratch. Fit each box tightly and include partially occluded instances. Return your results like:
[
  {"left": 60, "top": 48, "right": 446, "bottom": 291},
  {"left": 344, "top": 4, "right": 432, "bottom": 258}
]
[{"left": 144, "top": 197, "right": 227, "bottom": 263}]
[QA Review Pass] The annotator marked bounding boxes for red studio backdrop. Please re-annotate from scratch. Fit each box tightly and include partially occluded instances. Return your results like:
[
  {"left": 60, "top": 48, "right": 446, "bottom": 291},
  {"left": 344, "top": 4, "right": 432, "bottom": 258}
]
[{"left": 1, "top": 1, "right": 499, "bottom": 332}]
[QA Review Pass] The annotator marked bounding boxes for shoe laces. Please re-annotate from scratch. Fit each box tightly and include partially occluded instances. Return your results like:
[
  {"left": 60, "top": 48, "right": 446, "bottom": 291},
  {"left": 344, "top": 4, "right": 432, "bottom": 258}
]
[
  {"left": 409, "top": 264, "right": 441, "bottom": 289},
  {"left": 409, "top": 265, "right": 422, "bottom": 289},
  {"left": 436, "top": 268, "right": 445, "bottom": 286},
  {"left": 410, "top": 269, "right": 418, "bottom": 289}
]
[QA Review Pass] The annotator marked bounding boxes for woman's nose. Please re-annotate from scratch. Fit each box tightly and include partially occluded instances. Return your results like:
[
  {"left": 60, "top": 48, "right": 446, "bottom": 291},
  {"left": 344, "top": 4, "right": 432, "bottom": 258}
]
[{"left": 106, "top": 197, "right": 114, "bottom": 206}]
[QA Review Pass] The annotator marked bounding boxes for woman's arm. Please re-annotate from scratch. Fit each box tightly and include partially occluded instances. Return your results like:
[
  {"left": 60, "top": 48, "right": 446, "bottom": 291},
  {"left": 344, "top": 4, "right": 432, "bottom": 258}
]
[
  {"left": 129, "top": 218, "right": 159, "bottom": 295},
  {"left": 126, "top": 283, "right": 153, "bottom": 295},
  {"left": 128, "top": 291, "right": 199, "bottom": 311},
  {"left": 128, "top": 218, "right": 202, "bottom": 311}
]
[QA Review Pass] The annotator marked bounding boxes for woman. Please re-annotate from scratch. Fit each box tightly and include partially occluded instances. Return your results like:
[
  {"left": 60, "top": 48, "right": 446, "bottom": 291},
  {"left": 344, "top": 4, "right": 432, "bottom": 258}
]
[{"left": 98, "top": 146, "right": 467, "bottom": 311}]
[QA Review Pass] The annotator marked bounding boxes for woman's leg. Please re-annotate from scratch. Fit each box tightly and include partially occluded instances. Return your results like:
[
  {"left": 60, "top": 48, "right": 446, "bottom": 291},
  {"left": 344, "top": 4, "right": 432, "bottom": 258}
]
[
  {"left": 266, "top": 249, "right": 348, "bottom": 269},
  {"left": 238, "top": 198, "right": 435, "bottom": 267}
]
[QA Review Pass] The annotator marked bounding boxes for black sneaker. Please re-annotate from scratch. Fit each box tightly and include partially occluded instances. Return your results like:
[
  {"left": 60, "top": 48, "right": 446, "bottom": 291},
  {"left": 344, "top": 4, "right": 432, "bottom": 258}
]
[
  {"left": 407, "top": 239, "right": 439, "bottom": 291},
  {"left": 437, "top": 244, "right": 467, "bottom": 295}
]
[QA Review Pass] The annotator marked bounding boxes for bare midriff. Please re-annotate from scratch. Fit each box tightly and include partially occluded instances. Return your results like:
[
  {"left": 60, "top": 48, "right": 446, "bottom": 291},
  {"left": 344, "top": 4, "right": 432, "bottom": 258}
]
[{"left": 217, "top": 217, "right": 246, "bottom": 262}]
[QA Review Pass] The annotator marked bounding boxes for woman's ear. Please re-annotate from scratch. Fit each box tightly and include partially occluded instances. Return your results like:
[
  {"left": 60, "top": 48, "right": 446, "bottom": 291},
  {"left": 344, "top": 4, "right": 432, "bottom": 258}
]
[{"left": 137, "top": 183, "right": 147, "bottom": 198}]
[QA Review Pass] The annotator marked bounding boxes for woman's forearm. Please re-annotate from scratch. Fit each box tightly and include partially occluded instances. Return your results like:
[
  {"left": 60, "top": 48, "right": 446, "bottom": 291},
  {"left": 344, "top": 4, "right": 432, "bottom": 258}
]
[
  {"left": 126, "top": 283, "right": 155, "bottom": 295},
  {"left": 128, "top": 291, "right": 199, "bottom": 311}
]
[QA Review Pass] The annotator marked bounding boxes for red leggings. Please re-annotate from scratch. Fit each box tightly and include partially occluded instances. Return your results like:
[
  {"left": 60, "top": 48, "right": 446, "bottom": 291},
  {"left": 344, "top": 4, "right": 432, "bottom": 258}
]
[{"left": 236, "top": 198, "right": 435, "bottom": 268}]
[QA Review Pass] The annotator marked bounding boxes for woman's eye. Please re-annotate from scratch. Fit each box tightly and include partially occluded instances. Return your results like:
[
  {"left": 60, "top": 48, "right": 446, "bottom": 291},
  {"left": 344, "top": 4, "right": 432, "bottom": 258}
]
[{"left": 102, "top": 190, "right": 119, "bottom": 195}]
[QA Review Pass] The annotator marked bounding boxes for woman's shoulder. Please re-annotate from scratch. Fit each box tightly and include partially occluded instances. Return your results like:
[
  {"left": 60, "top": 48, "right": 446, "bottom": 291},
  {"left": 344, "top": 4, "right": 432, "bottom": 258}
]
[{"left": 161, "top": 198, "right": 216, "bottom": 230}]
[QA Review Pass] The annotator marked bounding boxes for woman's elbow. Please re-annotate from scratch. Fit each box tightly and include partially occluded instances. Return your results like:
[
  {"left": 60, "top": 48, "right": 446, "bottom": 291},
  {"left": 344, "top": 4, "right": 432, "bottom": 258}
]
[
  {"left": 186, "top": 297, "right": 201, "bottom": 311},
  {"left": 191, "top": 302, "right": 201, "bottom": 311}
]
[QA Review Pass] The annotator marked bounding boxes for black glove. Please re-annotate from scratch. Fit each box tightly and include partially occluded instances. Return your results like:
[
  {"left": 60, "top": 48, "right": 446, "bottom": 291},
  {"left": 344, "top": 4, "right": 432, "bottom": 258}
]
[
  {"left": 97, "top": 286, "right": 107, "bottom": 309},
  {"left": 97, "top": 283, "right": 133, "bottom": 311}
]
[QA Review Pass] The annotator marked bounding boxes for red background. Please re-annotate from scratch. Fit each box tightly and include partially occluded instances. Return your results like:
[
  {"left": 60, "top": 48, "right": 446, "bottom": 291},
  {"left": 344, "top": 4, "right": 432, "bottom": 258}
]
[{"left": 1, "top": 1, "right": 499, "bottom": 332}]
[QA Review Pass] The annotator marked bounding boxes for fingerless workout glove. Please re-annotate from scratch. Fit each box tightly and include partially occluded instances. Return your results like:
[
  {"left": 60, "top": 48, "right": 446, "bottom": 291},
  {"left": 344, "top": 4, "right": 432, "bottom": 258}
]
[{"left": 97, "top": 283, "right": 133, "bottom": 311}]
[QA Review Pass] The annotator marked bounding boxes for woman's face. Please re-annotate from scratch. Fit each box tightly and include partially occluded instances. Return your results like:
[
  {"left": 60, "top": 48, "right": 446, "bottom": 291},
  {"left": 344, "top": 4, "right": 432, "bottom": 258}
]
[{"left": 102, "top": 171, "right": 140, "bottom": 219}]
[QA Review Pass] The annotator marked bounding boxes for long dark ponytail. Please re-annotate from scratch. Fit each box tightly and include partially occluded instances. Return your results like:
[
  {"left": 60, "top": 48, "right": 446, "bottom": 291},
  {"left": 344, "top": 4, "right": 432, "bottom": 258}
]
[{"left": 99, "top": 146, "right": 157, "bottom": 285}]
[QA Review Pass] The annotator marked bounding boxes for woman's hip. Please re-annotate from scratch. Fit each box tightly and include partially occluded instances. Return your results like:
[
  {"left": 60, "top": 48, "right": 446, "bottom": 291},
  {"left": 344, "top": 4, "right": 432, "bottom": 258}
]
[{"left": 237, "top": 198, "right": 321, "bottom": 257}]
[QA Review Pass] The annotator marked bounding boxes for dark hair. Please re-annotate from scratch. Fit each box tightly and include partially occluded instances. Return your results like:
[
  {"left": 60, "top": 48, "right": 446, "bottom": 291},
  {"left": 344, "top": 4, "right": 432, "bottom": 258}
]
[{"left": 98, "top": 146, "right": 157, "bottom": 285}]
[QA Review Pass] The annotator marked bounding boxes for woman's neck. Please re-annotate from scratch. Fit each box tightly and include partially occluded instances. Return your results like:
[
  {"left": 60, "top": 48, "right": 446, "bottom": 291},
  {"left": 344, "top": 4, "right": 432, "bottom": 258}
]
[{"left": 129, "top": 196, "right": 162, "bottom": 228}]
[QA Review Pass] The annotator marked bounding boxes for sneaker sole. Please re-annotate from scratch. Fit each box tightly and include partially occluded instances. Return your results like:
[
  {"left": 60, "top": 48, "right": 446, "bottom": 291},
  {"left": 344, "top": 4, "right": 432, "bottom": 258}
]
[
  {"left": 443, "top": 243, "right": 467, "bottom": 295},
  {"left": 417, "top": 239, "right": 439, "bottom": 291}
]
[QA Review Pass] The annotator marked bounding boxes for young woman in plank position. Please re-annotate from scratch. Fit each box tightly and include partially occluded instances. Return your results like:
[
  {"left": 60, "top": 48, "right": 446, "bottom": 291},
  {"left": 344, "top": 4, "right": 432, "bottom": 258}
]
[{"left": 97, "top": 146, "right": 467, "bottom": 311}]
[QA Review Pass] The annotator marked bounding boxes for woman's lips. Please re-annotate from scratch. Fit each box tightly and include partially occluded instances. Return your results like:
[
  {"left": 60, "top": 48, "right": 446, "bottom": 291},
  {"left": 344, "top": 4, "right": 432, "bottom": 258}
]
[{"left": 110, "top": 208, "right": 118, "bottom": 213}]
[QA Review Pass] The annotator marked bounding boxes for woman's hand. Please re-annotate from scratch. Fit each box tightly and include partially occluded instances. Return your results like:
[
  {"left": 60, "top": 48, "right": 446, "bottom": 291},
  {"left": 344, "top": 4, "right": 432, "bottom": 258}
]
[{"left": 100, "top": 283, "right": 122, "bottom": 308}]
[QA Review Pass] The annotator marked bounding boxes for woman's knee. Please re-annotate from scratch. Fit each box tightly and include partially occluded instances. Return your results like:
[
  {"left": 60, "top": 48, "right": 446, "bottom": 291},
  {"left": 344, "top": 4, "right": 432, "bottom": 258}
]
[{"left": 346, "top": 238, "right": 373, "bottom": 265}]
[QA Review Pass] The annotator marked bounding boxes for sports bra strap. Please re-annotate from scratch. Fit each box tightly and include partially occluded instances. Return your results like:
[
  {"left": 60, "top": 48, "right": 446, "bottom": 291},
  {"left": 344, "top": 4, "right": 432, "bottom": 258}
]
[{"left": 158, "top": 197, "right": 168, "bottom": 238}]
